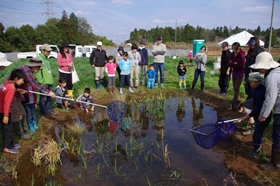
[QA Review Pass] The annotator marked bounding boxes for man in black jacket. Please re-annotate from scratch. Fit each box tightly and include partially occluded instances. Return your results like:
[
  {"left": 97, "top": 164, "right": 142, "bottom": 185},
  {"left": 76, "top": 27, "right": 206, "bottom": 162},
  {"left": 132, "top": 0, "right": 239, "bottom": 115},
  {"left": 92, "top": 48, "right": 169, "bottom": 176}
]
[
  {"left": 218, "top": 42, "right": 231, "bottom": 96},
  {"left": 90, "top": 41, "right": 108, "bottom": 90}
]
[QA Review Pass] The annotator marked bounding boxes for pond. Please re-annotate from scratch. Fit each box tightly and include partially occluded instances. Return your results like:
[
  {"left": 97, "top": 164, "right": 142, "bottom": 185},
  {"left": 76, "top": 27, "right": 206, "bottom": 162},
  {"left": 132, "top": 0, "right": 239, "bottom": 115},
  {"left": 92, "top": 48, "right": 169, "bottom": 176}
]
[{"left": 57, "top": 96, "right": 232, "bottom": 186}]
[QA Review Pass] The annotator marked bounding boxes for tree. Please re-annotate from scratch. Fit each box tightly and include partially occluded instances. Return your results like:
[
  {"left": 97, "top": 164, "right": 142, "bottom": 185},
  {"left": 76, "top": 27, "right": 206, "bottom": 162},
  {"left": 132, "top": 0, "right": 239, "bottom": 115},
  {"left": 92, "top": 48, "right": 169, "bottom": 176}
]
[
  {"left": 5, "top": 26, "right": 28, "bottom": 51},
  {"left": 78, "top": 17, "right": 93, "bottom": 44},
  {"left": 254, "top": 26, "right": 261, "bottom": 37},
  {"left": 45, "top": 18, "right": 60, "bottom": 26},
  {"left": 59, "top": 10, "right": 74, "bottom": 43},
  {"left": 69, "top": 13, "right": 80, "bottom": 44},
  {"left": 20, "top": 24, "right": 37, "bottom": 51}
]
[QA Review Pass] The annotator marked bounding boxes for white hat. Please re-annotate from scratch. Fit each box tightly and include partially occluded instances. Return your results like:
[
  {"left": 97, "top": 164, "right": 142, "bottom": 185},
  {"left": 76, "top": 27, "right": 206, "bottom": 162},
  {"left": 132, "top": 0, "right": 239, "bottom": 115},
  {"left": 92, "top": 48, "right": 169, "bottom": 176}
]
[
  {"left": 0, "top": 52, "right": 12, "bottom": 67},
  {"left": 97, "top": 41, "right": 102, "bottom": 46},
  {"left": 248, "top": 72, "right": 264, "bottom": 82},
  {"left": 250, "top": 52, "right": 279, "bottom": 70}
]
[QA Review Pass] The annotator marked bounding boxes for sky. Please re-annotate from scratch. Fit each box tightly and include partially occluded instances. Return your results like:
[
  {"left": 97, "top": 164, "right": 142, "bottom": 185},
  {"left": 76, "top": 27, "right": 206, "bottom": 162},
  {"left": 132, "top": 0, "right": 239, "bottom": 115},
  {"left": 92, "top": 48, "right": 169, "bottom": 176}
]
[{"left": 0, "top": 0, "right": 279, "bottom": 44}]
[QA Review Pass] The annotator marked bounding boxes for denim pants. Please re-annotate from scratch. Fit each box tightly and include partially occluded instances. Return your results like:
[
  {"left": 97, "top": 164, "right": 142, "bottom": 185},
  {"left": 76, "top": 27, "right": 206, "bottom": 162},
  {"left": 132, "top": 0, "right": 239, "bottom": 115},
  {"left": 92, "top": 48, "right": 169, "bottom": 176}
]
[
  {"left": 153, "top": 62, "right": 164, "bottom": 84},
  {"left": 193, "top": 69, "right": 205, "bottom": 83},
  {"left": 120, "top": 74, "right": 131, "bottom": 88},
  {"left": 147, "top": 78, "right": 155, "bottom": 88},
  {"left": 272, "top": 114, "right": 280, "bottom": 147},
  {"left": 0, "top": 113, "right": 14, "bottom": 149},
  {"left": 253, "top": 115, "right": 271, "bottom": 150},
  {"left": 39, "top": 84, "right": 53, "bottom": 115},
  {"left": 24, "top": 104, "right": 37, "bottom": 124}
]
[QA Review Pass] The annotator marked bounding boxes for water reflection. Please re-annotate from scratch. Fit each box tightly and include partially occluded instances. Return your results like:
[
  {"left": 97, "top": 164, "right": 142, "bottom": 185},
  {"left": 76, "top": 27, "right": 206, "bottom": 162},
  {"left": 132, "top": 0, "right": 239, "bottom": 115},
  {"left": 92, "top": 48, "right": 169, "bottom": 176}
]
[
  {"left": 176, "top": 97, "right": 187, "bottom": 123},
  {"left": 191, "top": 97, "right": 204, "bottom": 127}
]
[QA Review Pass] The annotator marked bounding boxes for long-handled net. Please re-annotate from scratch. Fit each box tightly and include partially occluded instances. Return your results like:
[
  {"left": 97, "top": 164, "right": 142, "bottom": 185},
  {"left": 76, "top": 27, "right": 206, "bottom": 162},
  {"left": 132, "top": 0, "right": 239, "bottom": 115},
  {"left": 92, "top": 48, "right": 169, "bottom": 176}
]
[{"left": 190, "top": 118, "right": 239, "bottom": 149}]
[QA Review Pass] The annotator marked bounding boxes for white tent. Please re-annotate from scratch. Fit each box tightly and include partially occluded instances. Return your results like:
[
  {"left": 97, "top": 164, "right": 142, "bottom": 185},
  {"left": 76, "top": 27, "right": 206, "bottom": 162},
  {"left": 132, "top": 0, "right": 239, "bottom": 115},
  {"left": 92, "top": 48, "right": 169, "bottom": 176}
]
[{"left": 217, "top": 31, "right": 264, "bottom": 47}]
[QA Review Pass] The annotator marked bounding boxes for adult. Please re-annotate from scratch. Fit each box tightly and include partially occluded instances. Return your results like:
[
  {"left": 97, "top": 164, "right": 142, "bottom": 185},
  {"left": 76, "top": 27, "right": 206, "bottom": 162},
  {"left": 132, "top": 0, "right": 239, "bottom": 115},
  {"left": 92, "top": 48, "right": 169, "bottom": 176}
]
[
  {"left": 116, "top": 46, "right": 124, "bottom": 84},
  {"left": 57, "top": 41, "right": 74, "bottom": 91},
  {"left": 244, "top": 37, "right": 264, "bottom": 100},
  {"left": 0, "top": 53, "right": 12, "bottom": 71},
  {"left": 128, "top": 44, "right": 141, "bottom": 88},
  {"left": 35, "top": 44, "right": 56, "bottom": 117},
  {"left": 152, "top": 36, "right": 166, "bottom": 88},
  {"left": 190, "top": 46, "right": 207, "bottom": 93},
  {"left": 89, "top": 41, "right": 107, "bottom": 90},
  {"left": 227, "top": 42, "right": 245, "bottom": 104},
  {"left": 250, "top": 52, "right": 280, "bottom": 170},
  {"left": 81, "top": 45, "right": 86, "bottom": 58},
  {"left": 137, "top": 40, "right": 149, "bottom": 86},
  {"left": 218, "top": 42, "right": 231, "bottom": 96}
]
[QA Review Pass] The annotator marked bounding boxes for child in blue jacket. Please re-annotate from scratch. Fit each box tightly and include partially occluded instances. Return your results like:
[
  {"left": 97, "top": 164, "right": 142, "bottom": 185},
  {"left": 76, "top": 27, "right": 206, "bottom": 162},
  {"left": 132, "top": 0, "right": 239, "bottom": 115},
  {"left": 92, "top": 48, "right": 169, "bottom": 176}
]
[
  {"left": 119, "top": 52, "right": 134, "bottom": 94},
  {"left": 146, "top": 64, "right": 156, "bottom": 88}
]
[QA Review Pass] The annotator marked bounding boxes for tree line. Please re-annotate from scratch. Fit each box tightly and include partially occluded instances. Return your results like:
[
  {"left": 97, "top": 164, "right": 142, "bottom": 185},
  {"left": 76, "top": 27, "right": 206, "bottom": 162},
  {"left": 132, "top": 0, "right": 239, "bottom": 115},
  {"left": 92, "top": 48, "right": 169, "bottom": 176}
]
[
  {"left": 0, "top": 10, "right": 114, "bottom": 52},
  {"left": 128, "top": 25, "right": 280, "bottom": 48}
]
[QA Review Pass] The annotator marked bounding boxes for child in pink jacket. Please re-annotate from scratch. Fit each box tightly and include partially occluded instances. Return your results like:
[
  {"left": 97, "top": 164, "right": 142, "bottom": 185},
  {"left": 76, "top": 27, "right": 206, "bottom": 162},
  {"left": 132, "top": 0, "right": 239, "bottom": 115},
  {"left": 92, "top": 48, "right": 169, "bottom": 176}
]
[{"left": 105, "top": 56, "right": 117, "bottom": 95}]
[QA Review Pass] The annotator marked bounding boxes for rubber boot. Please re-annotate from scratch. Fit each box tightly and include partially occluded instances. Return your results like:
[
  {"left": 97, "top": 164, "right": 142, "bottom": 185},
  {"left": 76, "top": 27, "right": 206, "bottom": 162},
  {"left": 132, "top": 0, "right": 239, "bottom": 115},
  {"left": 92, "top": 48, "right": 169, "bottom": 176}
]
[
  {"left": 96, "top": 81, "right": 100, "bottom": 90},
  {"left": 260, "top": 146, "right": 280, "bottom": 170},
  {"left": 109, "top": 88, "right": 114, "bottom": 95},
  {"left": 112, "top": 87, "right": 117, "bottom": 95},
  {"left": 28, "top": 123, "right": 35, "bottom": 133},
  {"left": 21, "top": 132, "right": 31, "bottom": 140},
  {"left": 200, "top": 82, "right": 204, "bottom": 93},
  {"left": 190, "top": 82, "right": 196, "bottom": 93},
  {"left": 120, "top": 88, "right": 123, "bottom": 94},
  {"left": 33, "top": 120, "right": 39, "bottom": 130},
  {"left": 100, "top": 79, "right": 105, "bottom": 88}
]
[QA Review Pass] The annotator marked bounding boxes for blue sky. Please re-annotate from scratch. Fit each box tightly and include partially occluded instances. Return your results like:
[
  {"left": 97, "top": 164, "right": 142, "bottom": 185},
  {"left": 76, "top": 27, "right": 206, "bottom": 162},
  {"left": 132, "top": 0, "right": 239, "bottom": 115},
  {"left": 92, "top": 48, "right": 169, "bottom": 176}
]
[{"left": 0, "top": 0, "right": 279, "bottom": 44}]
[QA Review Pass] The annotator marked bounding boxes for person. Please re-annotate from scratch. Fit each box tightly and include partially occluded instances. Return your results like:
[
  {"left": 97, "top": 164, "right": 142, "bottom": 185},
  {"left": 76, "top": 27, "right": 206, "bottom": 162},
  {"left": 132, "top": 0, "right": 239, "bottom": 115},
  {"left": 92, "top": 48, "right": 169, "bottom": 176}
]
[
  {"left": 249, "top": 52, "right": 280, "bottom": 170},
  {"left": 81, "top": 45, "right": 86, "bottom": 58},
  {"left": 188, "top": 51, "right": 193, "bottom": 63},
  {"left": 177, "top": 60, "right": 187, "bottom": 89},
  {"left": 152, "top": 36, "right": 166, "bottom": 88},
  {"left": 35, "top": 44, "right": 56, "bottom": 118},
  {"left": 237, "top": 72, "right": 271, "bottom": 157},
  {"left": 76, "top": 88, "right": 95, "bottom": 113},
  {"left": 191, "top": 97, "right": 204, "bottom": 127},
  {"left": 0, "top": 69, "right": 26, "bottom": 154},
  {"left": 16, "top": 58, "right": 56, "bottom": 118},
  {"left": 190, "top": 46, "right": 207, "bottom": 93},
  {"left": 218, "top": 42, "right": 232, "bottom": 96},
  {"left": 119, "top": 52, "right": 134, "bottom": 94},
  {"left": 138, "top": 40, "right": 149, "bottom": 86},
  {"left": 227, "top": 42, "right": 245, "bottom": 105},
  {"left": 90, "top": 41, "right": 107, "bottom": 90},
  {"left": 0, "top": 53, "right": 12, "bottom": 70},
  {"left": 244, "top": 37, "right": 264, "bottom": 100},
  {"left": 176, "top": 97, "right": 186, "bottom": 123},
  {"left": 54, "top": 78, "right": 74, "bottom": 111},
  {"left": 128, "top": 44, "right": 141, "bottom": 89},
  {"left": 116, "top": 46, "right": 124, "bottom": 84},
  {"left": 146, "top": 64, "right": 156, "bottom": 89},
  {"left": 22, "top": 83, "right": 38, "bottom": 132},
  {"left": 105, "top": 55, "right": 117, "bottom": 95},
  {"left": 57, "top": 41, "right": 74, "bottom": 91}
]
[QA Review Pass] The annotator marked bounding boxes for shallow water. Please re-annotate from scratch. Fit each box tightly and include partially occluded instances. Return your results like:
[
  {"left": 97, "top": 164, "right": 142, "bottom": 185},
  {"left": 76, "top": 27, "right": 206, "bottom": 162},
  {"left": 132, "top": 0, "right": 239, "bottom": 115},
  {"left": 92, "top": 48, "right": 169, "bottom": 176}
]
[{"left": 60, "top": 97, "right": 230, "bottom": 186}]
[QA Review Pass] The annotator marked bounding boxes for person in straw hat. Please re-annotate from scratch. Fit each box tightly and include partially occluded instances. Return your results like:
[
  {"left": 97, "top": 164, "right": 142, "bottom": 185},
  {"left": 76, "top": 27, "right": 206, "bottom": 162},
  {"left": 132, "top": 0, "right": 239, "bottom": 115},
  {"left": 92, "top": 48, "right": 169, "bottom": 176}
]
[
  {"left": 250, "top": 52, "right": 280, "bottom": 170},
  {"left": 0, "top": 52, "right": 12, "bottom": 70}
]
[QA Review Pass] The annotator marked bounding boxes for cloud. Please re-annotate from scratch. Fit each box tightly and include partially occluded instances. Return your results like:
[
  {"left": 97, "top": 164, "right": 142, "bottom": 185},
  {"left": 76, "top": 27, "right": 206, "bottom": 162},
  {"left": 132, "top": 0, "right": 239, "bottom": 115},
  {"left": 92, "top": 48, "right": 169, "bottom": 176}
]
[
  {"left": 75, "top": 10, "right": 91, "bottom": 15},
  {"left": 111, "top": 0, "right": 132, "bottom": 5},
  {"left": 83, "top": 1, "right": 98, "bottom": 6},
  {"left": 153, "top": 19, "right": 166, "bottom": 23},
  {"left": 251, "top": 21, "right": 258, "bottom": 24},
  {"left": 115, "top": 32, "right": 126, "bottom": 36},
  {"left": 153, "top": 19, "right": 187, "bottom": 24},
  {"left": 239, "top": 6, "right": 270, "bottom": 13},
  {"left": 18, "top": 22, "right": 33, "bottom": 26}
]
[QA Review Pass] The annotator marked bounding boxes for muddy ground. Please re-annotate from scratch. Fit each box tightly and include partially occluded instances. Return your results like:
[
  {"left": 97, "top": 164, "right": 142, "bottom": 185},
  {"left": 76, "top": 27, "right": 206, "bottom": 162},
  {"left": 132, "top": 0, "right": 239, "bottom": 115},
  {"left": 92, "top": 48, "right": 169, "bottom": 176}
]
[{"left": 1, "top": 87, "right": 280, "bottom": 186}]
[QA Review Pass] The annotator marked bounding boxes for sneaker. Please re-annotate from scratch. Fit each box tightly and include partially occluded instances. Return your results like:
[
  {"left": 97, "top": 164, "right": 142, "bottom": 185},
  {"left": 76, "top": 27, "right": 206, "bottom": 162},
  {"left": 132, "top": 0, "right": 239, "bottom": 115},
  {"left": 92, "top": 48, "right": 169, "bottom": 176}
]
[
  {"left": 179, "top": 86, "right": 182, "bottom": 90},
  {"left": 14, "top": 144, "right": 20, "bottom": 149},
  {"left": 3, "top": 147, "right": 19, "bottom": 154},
  {"left": 129, "top": 87, "right": 134, "bottom": 93},
  {"left": 65, "top": 107, "right": 70, "bottom": 112},
  {"left": 120, "top": 89, "right": 123, "bottom": 94},
  {"left": 247, "top": 149, "right": 262, "bottom": 157},
  {"left": 154, "top": 83, "right": 158, "bottom": 88},
  {"left": 242, "top": 129, "right": 254, "bottom": 136},
  {"left": 42, "top": 113, "right": 52, "bottom": 118},
  {"left": 21, "top": 133, "right": 31, "bottom": 140},
  {"left": 48, "top": 111, "right": 58, "bottom": 116},
  {"left": 219, "top": 93, "right": 226, "bottom": 96},
  {"left": 161, "top": 84, "right": 164, "bottom": 88}
]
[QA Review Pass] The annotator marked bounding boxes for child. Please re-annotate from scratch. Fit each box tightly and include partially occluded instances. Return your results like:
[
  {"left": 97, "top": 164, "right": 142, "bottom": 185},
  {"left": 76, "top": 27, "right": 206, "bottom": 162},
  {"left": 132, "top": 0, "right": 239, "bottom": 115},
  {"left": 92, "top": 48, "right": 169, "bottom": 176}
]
[
  {"left": 237, "top": 72, "right": 272, "bottom": 157},
  {"left": 0, "top": 69, "right": 26, "bottom": 154},
  {"left": 177, "top": 60, "right": 187, "bottom": 89},
  {"left": 188, "top": 51, "right": 193, "bottom": 63},
  {"left": 105, "top": 56, "right": 117, "bottom": 95},
  {"left": 119, "top": 52, "right": 134, "bottom": 94},
  {"left": 146, "top": 64, "right": 156, "bottom": 89},
  {"left": 54, "top": 78, "right": 74, "bottom": 111},
  {"left": 128, "top": 44, "right": 141, "bottom": 88},
  {"left": 76, "top": 88, "right": 95, "bottom": 113}
]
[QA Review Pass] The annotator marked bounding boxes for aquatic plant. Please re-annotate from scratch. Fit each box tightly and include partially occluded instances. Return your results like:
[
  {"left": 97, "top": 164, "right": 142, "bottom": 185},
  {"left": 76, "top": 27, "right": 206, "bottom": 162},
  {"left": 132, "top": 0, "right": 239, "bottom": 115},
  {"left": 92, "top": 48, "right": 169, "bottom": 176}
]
[{"left": 67, "top": 118, "right": 86, "bottom": 137}]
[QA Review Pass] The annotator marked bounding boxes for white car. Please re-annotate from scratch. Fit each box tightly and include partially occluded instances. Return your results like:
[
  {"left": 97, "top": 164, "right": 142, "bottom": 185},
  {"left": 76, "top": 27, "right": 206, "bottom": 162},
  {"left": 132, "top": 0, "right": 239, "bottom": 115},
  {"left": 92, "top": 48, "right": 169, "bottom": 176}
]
[
  {"left": 17, "top": 45, "right": 60, "bottom": 59},
  {"left": 75, "top": 45, "right": 97, "bottom": 57}
]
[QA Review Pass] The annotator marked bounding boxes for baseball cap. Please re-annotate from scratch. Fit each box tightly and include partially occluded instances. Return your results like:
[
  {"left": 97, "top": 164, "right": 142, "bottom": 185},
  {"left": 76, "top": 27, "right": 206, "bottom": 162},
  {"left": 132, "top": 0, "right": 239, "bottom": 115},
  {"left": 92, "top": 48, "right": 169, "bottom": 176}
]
[
  {"left": 156, "top": 36, "right": 162, "bottom": 40},
  {"left": 41, "top": 44, "right": 52, "bottom": 51},
  {"left": 97, "top": 41, "right": 102, "bottom": 46}
]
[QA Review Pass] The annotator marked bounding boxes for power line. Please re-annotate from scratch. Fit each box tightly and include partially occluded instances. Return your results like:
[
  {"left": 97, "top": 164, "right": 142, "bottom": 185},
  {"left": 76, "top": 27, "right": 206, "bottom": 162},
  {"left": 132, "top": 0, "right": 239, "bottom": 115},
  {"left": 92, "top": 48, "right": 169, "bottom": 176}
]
[
  {"left": 40, "top": 0, "right": 55, "bottom": 19},
  {"left": 0, "top": 4, "right": 36, "bottom": 12},
  {"left": 1, "top": 11, "right": 40, "bottom": 15}
]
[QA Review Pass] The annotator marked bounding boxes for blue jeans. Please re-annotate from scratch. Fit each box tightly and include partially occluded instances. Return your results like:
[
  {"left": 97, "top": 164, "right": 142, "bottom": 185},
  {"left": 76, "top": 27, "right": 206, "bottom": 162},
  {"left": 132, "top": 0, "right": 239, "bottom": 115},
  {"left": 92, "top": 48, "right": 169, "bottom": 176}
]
[
  {"left": 39, "top": 84, "right": 53, "bottom": 115},
  {"left": 24, "top": 104, "right": 37, "bottom": 124},
  {"left": 253, "top": 115, "right": 271, "bottom": 149},
  {"left": 153, "top": 62, "right": 164, "bottom": 84},
  {"left": 120, "top": 74, "right": 130, "bottom": 88},
  {"left": 193, "top": 69, "right": 205, "bottom": 83},
  {"left": 272, "top": 114, "right": 280, "bottom": 147},
  {"left": 147, "top": 78, "right": 155, "bottom": 88}
]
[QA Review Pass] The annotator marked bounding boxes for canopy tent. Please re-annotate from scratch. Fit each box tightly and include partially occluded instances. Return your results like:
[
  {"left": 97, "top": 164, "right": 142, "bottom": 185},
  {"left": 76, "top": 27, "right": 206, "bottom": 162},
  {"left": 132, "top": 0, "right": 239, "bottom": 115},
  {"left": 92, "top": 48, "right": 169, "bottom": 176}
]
[{"left": 217, "top": 31, "right": 264, "bottom": 47}]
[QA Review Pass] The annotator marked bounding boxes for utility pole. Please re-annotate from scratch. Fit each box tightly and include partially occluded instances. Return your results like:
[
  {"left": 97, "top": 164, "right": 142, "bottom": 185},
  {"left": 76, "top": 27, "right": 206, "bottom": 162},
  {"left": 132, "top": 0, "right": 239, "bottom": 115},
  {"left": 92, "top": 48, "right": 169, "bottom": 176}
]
[
  {"left": 174, "top": 19, "right": 177, "bottom": 57},
  {"left": 268, "top": 0, "right": 275, "bottom": 53},
  {"left": 41, "top": 0, "right": 55, "bottom": 20}
]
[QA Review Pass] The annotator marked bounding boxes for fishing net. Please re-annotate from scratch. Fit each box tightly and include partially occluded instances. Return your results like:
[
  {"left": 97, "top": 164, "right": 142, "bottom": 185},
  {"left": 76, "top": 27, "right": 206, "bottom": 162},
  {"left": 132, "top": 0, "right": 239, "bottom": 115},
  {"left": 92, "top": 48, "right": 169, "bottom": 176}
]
[
  {"left": 190, "top": 124, "right": 221, "bottom": 149},
  {"left": 218, "top": 121, "right": 238, "bottom": 141},
  {"left": 106, "top": 100, "right": 126, "bottom": 124}
]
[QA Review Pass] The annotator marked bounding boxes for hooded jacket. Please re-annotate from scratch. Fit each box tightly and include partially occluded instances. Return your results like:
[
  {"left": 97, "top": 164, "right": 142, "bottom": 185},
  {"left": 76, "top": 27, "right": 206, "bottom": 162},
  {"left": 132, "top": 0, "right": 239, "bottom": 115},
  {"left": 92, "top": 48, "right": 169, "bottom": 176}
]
[
  {"left": 90, "top": 49, "right": 107, "bottom": 67},
  {"left": 221, "top": 50, "right": 231, "bottom": 74},
  {"left": 228, "top": 49, "right": 245, "bottom": 72},
  {"left": 137, "top": 47, "right": 149, "bottom": 66}
]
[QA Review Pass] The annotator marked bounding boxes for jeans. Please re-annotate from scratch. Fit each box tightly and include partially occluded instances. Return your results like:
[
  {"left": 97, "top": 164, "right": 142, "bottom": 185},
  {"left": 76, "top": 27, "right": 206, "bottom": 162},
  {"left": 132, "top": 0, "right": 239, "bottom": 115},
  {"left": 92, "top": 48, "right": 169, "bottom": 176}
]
[
  {"left": 140, "top": 65, "right": 147, "bottom": 85},
  {"left": 193, "top": 69, "right": 205, "bottom": 83},
  {"left": 24, "top": 104, "right": 37, "bottom": 124},
  {"left": 253, "top": 115, "right": 271, "bottom": 149},
  {"left": 272, "top": 114, "right": 280, "bottom": 147},
  {"left": 0, "top": 113, "right": 14, "bottom": 149},
  {"left": 153, "top": 62, "right": 164, "bottom": 84},
  {"left": 147, "top": 78, "right": 155, "bottom": 88},
  {"left": 120, "top": 74, "right": 131, "bottom": 88},
  {"left": 218, "top": 72, "right": 230, "bottom": 93},
  {"left": 39, "top": 84, "right": 53, "bottom": 115}
]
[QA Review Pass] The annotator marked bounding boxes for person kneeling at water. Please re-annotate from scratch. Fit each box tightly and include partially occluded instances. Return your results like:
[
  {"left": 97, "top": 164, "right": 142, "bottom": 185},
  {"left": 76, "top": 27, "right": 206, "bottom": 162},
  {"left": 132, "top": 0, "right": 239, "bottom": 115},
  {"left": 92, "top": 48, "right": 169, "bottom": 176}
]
[
  {"left": 76, "top": 88, "right": 95, "bottom": 113},
  {"left": 54, "top": 78, "right": 75, "bottom": 112}
]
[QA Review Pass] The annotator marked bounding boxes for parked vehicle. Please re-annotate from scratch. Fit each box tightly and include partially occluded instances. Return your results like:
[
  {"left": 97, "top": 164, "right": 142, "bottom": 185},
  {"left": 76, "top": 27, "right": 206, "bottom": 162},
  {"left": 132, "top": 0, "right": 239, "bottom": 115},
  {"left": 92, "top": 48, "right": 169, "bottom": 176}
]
[
  {"left": 75, "top": 45, "right": 96, "bottom": 57},
  {"left": 17, "top": 45, "right": 60, "bottom": 59}
]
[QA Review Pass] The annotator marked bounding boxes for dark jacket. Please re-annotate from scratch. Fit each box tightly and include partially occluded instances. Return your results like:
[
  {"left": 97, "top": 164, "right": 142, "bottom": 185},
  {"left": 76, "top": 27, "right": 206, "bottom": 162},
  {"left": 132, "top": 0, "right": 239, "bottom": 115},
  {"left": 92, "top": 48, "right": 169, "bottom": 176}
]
[
  {"left": 89, "top": 49, "right": 107, "bottom": 67},
  {"left": 228, "top": 49, "right": 245, "bottom": 72},
  {"left": 137, "top": 47, "right": 149, "bottom": 66},
  {"left": 221, "top": 50, "right": 231, "bottom": 74},
  {"left": 245, "top": 47, "right": 264, "bottom": 79},
  {"left": 177, "top": 66, "right": 187, "bottom": 76}
]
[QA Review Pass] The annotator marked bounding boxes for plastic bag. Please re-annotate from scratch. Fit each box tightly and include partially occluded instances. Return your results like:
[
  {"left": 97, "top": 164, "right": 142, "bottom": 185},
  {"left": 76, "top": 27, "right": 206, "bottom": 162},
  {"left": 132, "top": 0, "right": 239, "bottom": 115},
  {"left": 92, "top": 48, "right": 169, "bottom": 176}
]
[{"left": 72, "top": 65, "right": 79, "bottom": 84}]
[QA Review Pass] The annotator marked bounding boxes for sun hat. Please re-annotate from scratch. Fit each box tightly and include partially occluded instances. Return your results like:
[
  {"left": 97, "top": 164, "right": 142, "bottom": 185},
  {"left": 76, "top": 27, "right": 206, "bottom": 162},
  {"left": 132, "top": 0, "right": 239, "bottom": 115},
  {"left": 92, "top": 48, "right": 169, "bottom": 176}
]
[
  {"left": 156, "top": 36, "right": 162, "bottom": 40},
  {"left": 140, "top": 40, "right": 146, "bottom": 45},
  {"left": 25, "top": 58, "right": 45, "bottom": 67},
  {"left": 246, "top": 37, "right": 256, "bottom": 46},
  {"left": 97, "top": 41, "right": 102, "bottom": 46},
  {"left": 248, "top": 72, "right": 264, "bottom": 82},
  {"left": 117, "top": 46, "right": 124, "bottom": 51},
  {"left": 61, "top": 41, "right": 69, "bottom": 48},
  {"left": 250, "top": 52, "right": 279, "bottom": 70},
  {"left": 0, "top": 52, "right": 12, "bottom": 67},
  {"left": 41, "top": 44, "right": 52, "bottom": 51}
]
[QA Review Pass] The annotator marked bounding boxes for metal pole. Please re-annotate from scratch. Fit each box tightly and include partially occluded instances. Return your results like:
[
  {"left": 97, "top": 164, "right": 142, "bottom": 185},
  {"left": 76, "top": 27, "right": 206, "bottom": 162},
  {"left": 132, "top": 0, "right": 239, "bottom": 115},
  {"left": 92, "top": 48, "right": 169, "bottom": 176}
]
[
  {"left": 268, "top": 0, "right": 275, "bottom": 53},
  {"left": 174, "top": 19, "right": 177, "bottom": 57}
]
